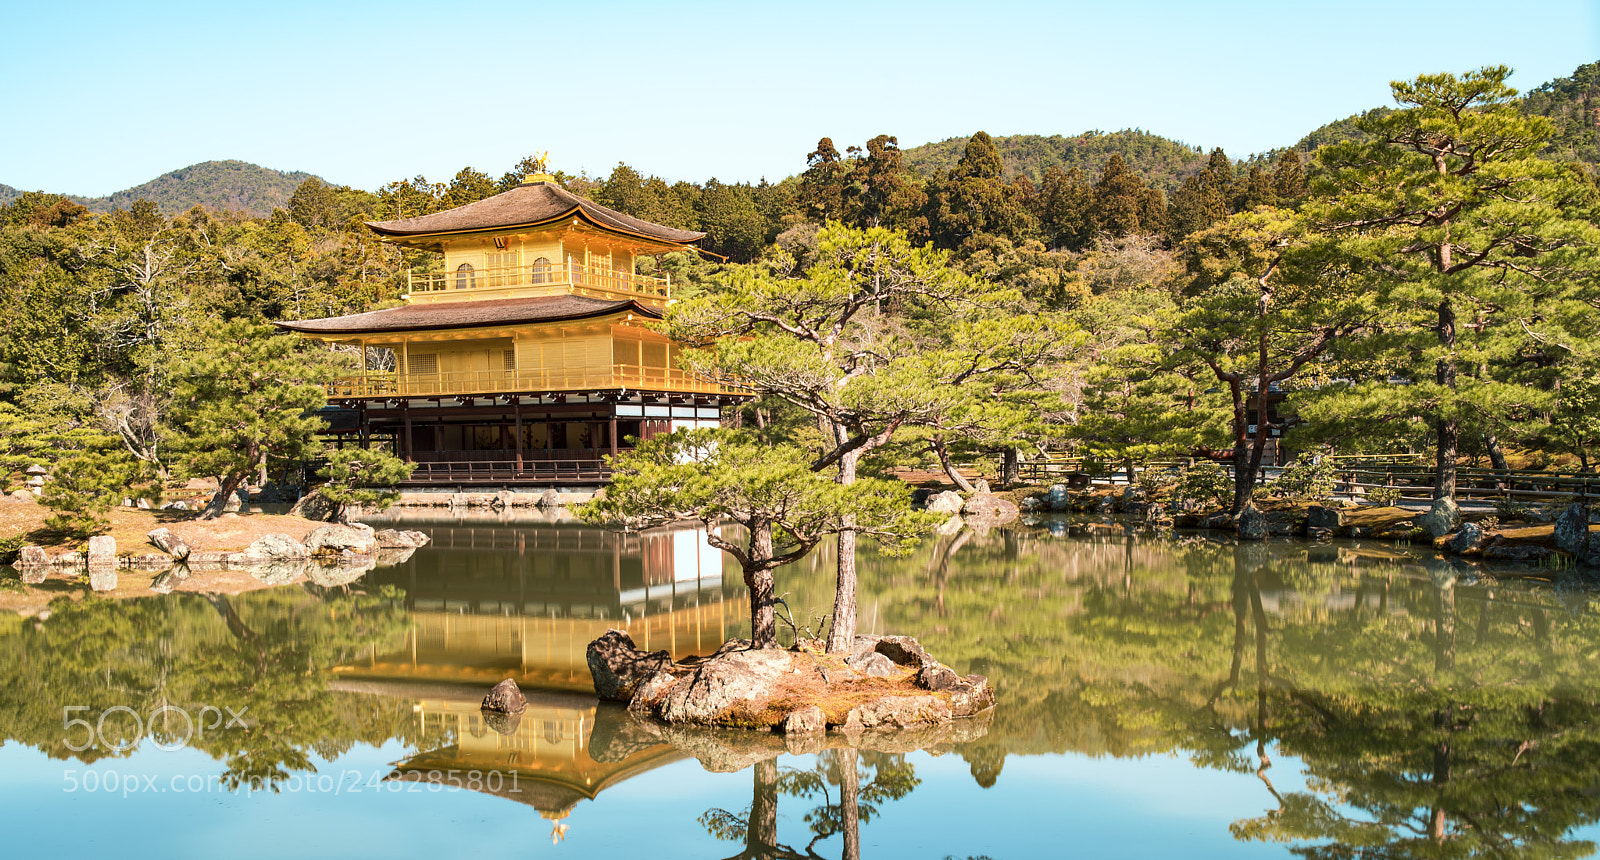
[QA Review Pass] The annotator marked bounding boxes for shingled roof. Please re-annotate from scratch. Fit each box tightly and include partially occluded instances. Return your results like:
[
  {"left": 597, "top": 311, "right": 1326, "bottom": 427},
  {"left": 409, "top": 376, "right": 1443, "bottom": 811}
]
[
  {"left": 366, "top": 180, "right": 705, "bottom": 245},
  {"left": 276, "top": 294, "right": 661, "bottom": 336}
]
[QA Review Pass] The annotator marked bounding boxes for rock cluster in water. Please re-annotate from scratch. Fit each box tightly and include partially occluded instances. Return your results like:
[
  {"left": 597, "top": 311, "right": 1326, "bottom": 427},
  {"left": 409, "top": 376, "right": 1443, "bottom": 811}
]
[
  {"left": 1021, "top": 482, "right": 1594, "bottom": 567},
  {"left": 587, "top": 630, "right": 994, "bottom": 735},
  {"left": 912, "top": 488, "right": 1020, "bottom": 532},
  {"left": 9, "top": 523, "right": 430, "bottom": 591}
]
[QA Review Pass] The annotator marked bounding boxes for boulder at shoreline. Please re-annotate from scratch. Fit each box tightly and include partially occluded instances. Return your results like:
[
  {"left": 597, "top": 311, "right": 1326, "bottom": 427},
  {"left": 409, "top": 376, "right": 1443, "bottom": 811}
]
[{"left": 586, "top": 630, "right": 993, "bottom": 734}]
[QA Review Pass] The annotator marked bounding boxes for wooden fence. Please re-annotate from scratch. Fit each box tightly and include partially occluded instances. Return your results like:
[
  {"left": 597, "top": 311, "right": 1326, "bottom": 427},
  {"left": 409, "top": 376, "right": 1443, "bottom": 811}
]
[{"left": 1014, "top": 452, "right": 1598, "bottom": 506}]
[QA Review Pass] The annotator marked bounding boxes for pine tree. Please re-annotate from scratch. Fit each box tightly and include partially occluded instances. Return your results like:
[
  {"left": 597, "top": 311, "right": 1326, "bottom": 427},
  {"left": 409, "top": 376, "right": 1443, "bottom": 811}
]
[
  {"left": 1240, "top": 163, "right": 1277, "bottom": 210},
  {"left": 377, "top": 175, "right": 446, "bottom": 220},
  {"left": 799, "top": 138, "right": 849, "bottom": 223},
  {"left": 595, "top": 162, "right": 665, "bottom": 224},
  {"left": 695, "top": 180, "right": 769, "bottom": 263},
  {"left": 578, "top": 429, "right": 933, "bottom": 648},
  {"left": 1039, "top": 166, "right": 1094, "bottom": 250},
  {"left": 41, "top": 449, "right": 153, "bottom": 538},
  {"left": 953, "top": 131, "right": 1005, "bottom": 181},
  {"left": 1201, "top": 148, "right": 1235, "bottom": 209},
  {"left": 444, "top": 167, "right": 497, "bottom": 209},
  {"left": 1312, "top": 66, "right": 1600, "bottom": 523},
  {"left": 1091, "top": 154, "right": 1154, "bottom": 237},
  {"left": 316, "top": 446, "right": 414, "bottom": 522},
  {"left": 666, "top": 225, "right": 1060, "bottom": 651},
  {"left": 842, "top": 134, "right": 926, "bottom": 236},
  {"left": 1069, "top": 286, "right": 1219, "bottom": 477},
  {"left": 1271, "top": 150, "right": 1308, "bottom": 204},
  {"left": 287, "top": 178, "right": 338, "bottom": 230},
  {"left": 1173, "top": 208, "right": 1375, "bottom": 515},
  {"left": 929, "top": 132, "right": 1036, "bottom": 249},
  {"left": 1166, "top": 148, "right": 1234, "bottom": 244},
  {"left": 1165, "top": 175, "right": 1211, "bottom": 244},
  {"left": 168, "top": 318, "right": 343, "bottom": 519}
]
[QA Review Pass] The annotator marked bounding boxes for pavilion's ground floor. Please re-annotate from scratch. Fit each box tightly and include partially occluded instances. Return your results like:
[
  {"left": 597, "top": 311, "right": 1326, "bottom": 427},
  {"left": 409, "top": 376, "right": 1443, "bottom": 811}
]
[{"left": 321, "top": 389, "right": 744, "bottom": 486}]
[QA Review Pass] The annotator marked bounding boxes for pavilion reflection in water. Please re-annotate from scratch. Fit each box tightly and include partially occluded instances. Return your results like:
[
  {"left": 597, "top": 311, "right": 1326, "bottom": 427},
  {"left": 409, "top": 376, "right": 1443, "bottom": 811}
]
[
  {"left": 342, "top": 520, "right": 739, "bottom": 691},
  {"left": 335, "top": 521, "right": 738, "bottom": 835},
  {"left": 375, "top": 689, "right": 686, "bottom": 842}
]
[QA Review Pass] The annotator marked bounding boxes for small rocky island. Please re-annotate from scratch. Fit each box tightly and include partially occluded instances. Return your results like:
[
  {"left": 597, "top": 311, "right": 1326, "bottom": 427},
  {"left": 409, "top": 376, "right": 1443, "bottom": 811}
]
[{"left": 586, "top": 630, "right": 994, "bottom": 735}]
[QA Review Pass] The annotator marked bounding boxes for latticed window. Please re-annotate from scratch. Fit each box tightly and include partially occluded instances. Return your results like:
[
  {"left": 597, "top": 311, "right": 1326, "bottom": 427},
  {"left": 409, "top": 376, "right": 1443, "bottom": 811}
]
[
  {"left": 503, "top": 349, "right": 516, "bottom": 371},
  {"left": 529, "top": 256, "right": 551, "bottom": 284},
  {"left": 453, "top": 263, "right": 475, "bottom": 290},
  {"left": 486, "top": 250, "right": 519, "bottom": 286},
  {"left": 408, "top": 353, "right": 439, "bottom": 375}
]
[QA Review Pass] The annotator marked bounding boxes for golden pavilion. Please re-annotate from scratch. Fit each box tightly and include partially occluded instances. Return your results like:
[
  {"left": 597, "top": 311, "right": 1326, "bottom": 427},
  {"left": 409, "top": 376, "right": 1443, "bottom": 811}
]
[{"left": 278, "top": 171, "right": 744, "bottom": 486}]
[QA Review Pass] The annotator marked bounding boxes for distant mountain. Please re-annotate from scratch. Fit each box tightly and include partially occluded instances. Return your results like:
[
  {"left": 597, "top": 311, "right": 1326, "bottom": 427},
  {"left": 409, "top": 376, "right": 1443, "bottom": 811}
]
[
  {"left": 1, "top": 161, "right": 321, "bottom": 218},
  {"left": 2, "top": 161, "right": 325, "bottom": 218},
  {"left": 59, "top": 160, "right": 319, "bottom": 217},
  {"left": 901, "top": 130, "right": 1209, "bottom": 192},
  {"left": 898, "top": 63, "right": 1597, "bottom": 195},
  {"left": 1292, "top": 108, "right": 1389, "bottom": 153}
]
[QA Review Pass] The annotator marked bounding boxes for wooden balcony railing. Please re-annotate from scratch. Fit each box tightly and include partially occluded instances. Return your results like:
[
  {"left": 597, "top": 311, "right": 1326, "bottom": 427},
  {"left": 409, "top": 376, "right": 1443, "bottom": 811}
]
[
  {"left": 400, "top": 457, "right": 611, "bottom": 486},
  {"left": 330, "top": 363, "right": 731, "bottom": 398},
  {"left": 407, "top": 263, "right": 669, "bottom": 305}
]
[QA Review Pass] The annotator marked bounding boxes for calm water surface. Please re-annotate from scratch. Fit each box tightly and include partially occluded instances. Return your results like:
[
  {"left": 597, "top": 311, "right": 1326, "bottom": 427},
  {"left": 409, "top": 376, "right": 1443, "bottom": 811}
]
[{"left": 2, "top": 513, "right": 1597, "bottom": 859}]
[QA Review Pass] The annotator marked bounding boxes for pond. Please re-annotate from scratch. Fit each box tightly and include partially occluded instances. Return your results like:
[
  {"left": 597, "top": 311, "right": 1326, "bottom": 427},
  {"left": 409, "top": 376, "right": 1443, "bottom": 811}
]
[{"left": 2, "top": 513, "right": 1597, "bottom": 859}]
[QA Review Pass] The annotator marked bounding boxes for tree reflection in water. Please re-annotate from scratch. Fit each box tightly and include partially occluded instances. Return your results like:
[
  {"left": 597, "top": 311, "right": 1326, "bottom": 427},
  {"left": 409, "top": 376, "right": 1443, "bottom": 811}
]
[
  {"left": 1221, "top": 549, "right": 1600, "bottom": 859},
  {"left": 3, "top": 518, "right": 1600, "bottom": 859},
  {"left": 0, "top": 583, "right": 412, "bottom": 787},
  {"left": 699, "top": 750, "right": 920, "bottom": 860},
  {"left": 843, "top": 523, "right": 1600, "bottom": 859}
]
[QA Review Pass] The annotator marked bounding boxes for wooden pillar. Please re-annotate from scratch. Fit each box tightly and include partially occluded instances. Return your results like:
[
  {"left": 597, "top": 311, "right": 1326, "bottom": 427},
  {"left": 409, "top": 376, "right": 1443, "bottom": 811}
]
[
  {"left": 514, "top": 403, "right": 524, "bottom": 471},
  {"left": 358, "top": 402, "right": 369, "bottom": 449},
  {"left": 402, "top": 402, "right": 413, "bottom": 464},
  {"left": 609, "top": 414, "right": 618, "bottom": 457},
  {"left": 400, "top": 340, "right": 410, "bottom": 395},
  {"left": 435, "top": 413, "right": 443, "bottom": 454}
]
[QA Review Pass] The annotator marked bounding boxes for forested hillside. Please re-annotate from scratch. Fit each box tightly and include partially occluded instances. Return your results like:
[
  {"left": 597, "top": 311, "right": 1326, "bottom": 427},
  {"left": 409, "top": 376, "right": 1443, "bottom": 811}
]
[
  {"left": 901, "top": 130, "right": 1210, "bottom": 191},
  {"left": 7, "top": 62, "right": 1588, "bottom": 227},
  {"left": 0, "top": 161, "right": 320, "bottom": 218},
  {"left": 73, "top": 160, "right": 319, "bottom": 216},
  {"left": 1296, "top": 61, "right": 1598, "bottom": 163},
  {"left": 1522, "top": 61, "right": 1600, "bottom": 164}
]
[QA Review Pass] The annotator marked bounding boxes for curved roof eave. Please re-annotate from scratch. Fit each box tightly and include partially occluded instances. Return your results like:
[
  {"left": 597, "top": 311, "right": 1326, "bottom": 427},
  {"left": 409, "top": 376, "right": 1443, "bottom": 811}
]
[
  {"left": 274, "top": 296, "right": 664, "bottom": 337},
  {"left": 363, "top": 181, "right": 706, "bottom": 246},
  {"left": 367, "top": 207, "right": 704, "bottom": 248}
]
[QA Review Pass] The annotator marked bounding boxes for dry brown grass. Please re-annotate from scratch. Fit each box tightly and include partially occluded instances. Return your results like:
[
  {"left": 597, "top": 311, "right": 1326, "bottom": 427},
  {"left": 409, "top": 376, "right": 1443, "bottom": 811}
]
[
  {"left": 1332, "top": 504, "right": 1416, "bottom": 530},
  {"left": 0, "top": 500, "right": 325, "bottom": 556},
  {"left": 1477, "top": 522, "right": 1593, "bottom": 548}
]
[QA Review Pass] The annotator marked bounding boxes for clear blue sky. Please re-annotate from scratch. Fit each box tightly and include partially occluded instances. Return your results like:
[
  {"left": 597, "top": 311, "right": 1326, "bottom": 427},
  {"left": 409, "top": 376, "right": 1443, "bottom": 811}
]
[{"left": 3, "top": 0, "right": 1595, "bottom": 196}]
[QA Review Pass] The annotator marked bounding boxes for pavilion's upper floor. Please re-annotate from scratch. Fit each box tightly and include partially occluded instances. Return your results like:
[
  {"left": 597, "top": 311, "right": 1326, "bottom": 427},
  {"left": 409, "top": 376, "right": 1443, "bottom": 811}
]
[
  {"left": 367, "top": 174, "right": 704, "bottom": 309},
  {"left": 277, "top": 173, "right": 722, "bottom": 399}
]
